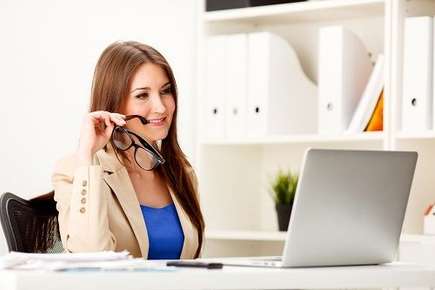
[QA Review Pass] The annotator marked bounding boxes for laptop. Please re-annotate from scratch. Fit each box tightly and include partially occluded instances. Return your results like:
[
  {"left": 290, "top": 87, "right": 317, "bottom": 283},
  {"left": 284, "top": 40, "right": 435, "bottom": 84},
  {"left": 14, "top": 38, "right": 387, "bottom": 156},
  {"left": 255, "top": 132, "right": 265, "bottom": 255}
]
[{"left": 222, "top": 148, "right": 418, "bottom": 268}]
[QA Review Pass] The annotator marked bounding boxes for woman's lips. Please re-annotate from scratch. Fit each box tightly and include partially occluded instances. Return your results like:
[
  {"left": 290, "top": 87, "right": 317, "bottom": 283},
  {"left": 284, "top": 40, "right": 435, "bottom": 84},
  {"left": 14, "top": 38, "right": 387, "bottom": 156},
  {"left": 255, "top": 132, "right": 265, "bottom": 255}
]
[{"left": 148, "top": 116, "right": 166, "bottom": 127}]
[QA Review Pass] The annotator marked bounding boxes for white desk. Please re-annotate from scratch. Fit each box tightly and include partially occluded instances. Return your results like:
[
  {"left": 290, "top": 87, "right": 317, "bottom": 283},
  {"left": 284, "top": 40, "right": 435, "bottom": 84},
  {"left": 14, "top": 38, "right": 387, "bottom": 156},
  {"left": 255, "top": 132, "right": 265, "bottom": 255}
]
[{"left": 1, "top": 262, "right": 435, "bottom": 290}]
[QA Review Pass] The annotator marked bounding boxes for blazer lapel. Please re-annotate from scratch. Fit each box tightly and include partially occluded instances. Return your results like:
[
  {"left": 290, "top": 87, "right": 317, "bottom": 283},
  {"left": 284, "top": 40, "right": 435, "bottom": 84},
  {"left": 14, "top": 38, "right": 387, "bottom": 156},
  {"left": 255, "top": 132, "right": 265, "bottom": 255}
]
[
  {"left": 169, "top": 188, "right": 199, "bottom": 259},
  {"left": 96, "top": 147, "right": 149, "bottom": 258}
]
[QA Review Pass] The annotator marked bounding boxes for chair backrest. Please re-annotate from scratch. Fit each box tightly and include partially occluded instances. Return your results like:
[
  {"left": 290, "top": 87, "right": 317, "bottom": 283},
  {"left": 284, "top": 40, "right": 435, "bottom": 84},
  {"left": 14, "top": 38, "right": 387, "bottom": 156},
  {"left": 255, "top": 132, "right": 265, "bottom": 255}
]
[{"left": 0, "top": 191, "right": 64, "bottom": 253}]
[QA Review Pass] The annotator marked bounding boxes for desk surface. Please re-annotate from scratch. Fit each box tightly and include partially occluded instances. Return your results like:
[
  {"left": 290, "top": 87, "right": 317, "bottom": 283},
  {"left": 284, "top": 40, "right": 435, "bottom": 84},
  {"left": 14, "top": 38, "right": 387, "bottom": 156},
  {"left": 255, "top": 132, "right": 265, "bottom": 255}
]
[{"left": 1, "top": 262, "right": 435, "bottom": 290}]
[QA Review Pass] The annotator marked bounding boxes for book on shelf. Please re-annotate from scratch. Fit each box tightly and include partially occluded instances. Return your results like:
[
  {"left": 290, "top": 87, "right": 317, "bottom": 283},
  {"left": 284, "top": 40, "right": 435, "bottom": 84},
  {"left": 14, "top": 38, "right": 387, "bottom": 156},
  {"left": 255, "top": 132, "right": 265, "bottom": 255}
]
[
  {"left": 365, "top": 89, "right": 383, "bottom": 132},
  {"left": 347, "top": 54, "right": 384, "bottom": 133}
]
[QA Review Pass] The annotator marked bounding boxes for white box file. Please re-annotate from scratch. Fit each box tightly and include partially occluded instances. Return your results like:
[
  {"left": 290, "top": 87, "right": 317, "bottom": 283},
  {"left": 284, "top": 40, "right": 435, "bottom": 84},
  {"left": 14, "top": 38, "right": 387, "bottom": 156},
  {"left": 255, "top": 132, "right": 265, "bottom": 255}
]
[
  {"left": 225, "top": 34, "right": 248, "bottom": 139},
  {"left": 247, "top": 32, "right": 317, "bottom": 138},
  {"left": 402, "top": 17, "right": 433, "bottom": 133},
  {"left": 205, "top": 35, "right": 227, "bottom": 139},
  {"left": 318, "top": 26, "right": 373, "bottom": 135}
]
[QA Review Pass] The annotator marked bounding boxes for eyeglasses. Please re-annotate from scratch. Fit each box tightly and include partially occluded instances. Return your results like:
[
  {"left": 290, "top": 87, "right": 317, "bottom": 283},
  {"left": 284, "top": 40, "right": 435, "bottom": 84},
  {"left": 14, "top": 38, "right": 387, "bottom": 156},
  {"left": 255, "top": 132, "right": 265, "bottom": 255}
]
[
  {"left": 124, "top": 114, "right": 149, "bottom": 125},
  {"left": 110, "top": 115, "right": 165, "bottom": 171}
]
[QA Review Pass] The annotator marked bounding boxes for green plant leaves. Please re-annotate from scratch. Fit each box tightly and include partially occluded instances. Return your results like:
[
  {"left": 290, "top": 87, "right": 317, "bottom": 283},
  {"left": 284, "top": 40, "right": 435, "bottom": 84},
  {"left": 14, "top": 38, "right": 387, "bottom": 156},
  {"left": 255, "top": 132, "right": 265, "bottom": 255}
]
[{"left": 269, "top": 169, "right": 298, "bottom": 205}]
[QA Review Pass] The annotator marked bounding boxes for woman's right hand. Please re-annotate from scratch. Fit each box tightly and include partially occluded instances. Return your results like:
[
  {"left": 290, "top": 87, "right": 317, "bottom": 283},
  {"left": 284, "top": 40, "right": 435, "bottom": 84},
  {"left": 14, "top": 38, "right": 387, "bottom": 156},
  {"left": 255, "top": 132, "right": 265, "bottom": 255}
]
[{"left": 77, "top": 111, "right": 126, "bottom": 165}]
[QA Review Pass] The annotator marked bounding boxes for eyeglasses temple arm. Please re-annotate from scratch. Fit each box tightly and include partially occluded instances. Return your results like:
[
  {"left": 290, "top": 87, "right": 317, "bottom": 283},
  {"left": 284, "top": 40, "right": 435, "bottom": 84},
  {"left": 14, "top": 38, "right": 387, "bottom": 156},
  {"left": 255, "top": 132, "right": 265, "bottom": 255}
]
[{"left": 124, "top": 115, "right": 149, "bottom": 125}]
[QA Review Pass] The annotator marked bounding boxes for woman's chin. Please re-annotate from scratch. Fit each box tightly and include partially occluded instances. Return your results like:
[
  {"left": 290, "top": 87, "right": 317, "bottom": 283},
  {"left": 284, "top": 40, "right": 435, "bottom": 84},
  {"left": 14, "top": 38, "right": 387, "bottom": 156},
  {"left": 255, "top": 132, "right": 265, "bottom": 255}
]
[
  {"left": 133, "top": 127, "right": 168, "bottom": 142},
  {"left": 145, "top": 131, "right": 169, "bottom": 142}
]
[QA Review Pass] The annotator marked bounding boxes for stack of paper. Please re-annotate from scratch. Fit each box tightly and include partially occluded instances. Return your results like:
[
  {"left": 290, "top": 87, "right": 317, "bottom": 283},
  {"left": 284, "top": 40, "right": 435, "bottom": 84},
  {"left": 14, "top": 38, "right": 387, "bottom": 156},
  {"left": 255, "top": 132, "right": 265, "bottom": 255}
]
[
  {"left": 0, "top": 250, "right": 137, "bottom": 271},
  {"left": 8, "top": 250, "right": 131, "bottom": 262}
]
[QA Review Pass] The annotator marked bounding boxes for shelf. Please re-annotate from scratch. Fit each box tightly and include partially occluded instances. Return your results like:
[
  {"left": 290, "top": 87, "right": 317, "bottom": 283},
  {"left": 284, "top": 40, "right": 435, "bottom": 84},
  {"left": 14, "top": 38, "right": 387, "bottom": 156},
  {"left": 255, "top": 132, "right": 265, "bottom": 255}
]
[
  {"left": 205, "top": 230, "right": 287, "bottom": 241},
  {"left": 400, "top": 234, "right": 435, "bottom": 243},
  {"left": 206, "top": 230, "right": 434, "bottom": 244},
  {"left": 203, "top": 0, "right": 385, "bottom": 25},
  {"left": 396, "top": 131, "right": 435, "bottom": 141},
  {"left": 200, "top": 132, "right": 384, "bottom": 145}
]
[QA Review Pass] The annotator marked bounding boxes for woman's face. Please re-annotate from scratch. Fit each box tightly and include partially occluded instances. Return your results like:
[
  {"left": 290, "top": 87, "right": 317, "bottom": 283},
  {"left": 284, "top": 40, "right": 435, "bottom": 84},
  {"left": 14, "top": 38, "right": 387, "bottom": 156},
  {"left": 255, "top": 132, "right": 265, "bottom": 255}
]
[{"left": 121, "top": 63, "right": 175, "bottom": 143}]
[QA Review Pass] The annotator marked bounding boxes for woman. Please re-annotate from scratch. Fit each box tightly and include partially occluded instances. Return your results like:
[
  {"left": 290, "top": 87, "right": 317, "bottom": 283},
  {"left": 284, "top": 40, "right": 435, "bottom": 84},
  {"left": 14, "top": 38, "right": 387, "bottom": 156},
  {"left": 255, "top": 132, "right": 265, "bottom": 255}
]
[{"left": 52, "top": 41, "right": 204, "bottom": 259}]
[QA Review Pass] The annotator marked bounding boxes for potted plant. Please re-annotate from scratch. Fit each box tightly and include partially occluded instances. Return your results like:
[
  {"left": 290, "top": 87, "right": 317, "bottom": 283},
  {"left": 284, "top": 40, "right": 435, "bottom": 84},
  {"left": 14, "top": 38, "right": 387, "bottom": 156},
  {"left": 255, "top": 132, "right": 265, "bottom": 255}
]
[{"left": 269, "top": 169, "right": 298, "bottom": 231}]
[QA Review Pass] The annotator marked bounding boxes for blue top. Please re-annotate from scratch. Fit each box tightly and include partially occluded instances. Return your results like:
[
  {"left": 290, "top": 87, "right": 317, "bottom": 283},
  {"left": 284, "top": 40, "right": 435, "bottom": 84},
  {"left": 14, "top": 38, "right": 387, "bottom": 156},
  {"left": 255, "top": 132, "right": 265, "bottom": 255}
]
[{"left": 140, "top": 203, "right": 184, "bottom": 260}]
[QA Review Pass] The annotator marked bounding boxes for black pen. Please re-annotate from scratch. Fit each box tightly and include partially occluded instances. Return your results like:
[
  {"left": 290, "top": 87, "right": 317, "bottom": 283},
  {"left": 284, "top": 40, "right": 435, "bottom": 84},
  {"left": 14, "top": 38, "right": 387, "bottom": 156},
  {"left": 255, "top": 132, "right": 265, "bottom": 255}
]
[{"left": 166, "top": 261, "right": 223, "bottom": 269}]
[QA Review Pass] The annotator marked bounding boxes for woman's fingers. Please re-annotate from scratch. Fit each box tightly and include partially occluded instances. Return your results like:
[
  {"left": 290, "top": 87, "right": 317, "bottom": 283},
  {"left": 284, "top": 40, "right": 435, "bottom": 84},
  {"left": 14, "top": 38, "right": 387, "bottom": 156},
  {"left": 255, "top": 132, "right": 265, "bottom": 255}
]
[
  {"left": 89, "top": 111, "right": 107, "bottom": 127},
  {"left": 90, "top": 111, "right": 126, "bottom": 128},
  {"left": 104, "top": 114, "right": 112, "bottom": 128},
  {"left": 110, "top": 114, "right": 126, "bottom": 126},
  {"left": 112, "top": 113, "right": 126, "bottom": 119},
  {"left": 79, "top": 111, "right": 128, "bottom": 157}
]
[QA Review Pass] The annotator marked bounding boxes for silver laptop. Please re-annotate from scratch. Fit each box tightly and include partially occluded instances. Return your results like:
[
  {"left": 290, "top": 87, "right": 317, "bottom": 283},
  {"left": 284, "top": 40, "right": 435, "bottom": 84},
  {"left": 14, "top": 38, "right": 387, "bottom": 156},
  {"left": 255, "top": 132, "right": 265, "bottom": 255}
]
[{"left": 223, "top": 148, "right": 418, "bottom": 268}]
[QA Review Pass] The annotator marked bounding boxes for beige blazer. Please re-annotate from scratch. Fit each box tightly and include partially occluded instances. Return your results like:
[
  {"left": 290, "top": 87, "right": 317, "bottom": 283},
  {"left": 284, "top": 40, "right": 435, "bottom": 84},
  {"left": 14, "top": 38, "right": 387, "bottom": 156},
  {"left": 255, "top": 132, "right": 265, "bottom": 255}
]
[{"left": 51, "top": 144, "right": 201, "bottom": 258}]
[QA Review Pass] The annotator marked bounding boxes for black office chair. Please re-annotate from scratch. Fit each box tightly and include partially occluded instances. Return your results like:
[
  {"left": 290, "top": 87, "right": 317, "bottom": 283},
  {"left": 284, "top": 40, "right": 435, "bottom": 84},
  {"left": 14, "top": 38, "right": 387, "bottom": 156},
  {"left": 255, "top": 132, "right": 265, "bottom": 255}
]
[{"left": 0, "top": 191, "right": 64, "bottom": 253}]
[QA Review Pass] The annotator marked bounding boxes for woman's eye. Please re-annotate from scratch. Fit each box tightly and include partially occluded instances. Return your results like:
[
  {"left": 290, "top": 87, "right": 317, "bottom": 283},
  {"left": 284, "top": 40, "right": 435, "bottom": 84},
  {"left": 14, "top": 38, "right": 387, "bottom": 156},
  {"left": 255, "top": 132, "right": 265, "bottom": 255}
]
[
  {"left": 135, "top": 93, "right": 149, "bottom": 100},
  {"left": 160, "top": 87, "right": 172, "bottom": 95}
]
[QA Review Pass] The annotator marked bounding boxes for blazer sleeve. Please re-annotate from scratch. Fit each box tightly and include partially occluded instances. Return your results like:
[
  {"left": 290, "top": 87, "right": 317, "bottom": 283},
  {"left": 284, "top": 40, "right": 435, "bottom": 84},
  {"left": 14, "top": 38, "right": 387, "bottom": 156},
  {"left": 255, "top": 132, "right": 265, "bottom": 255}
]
[{"left": 51, "top": 154, "right": 117, "bottom": 252}]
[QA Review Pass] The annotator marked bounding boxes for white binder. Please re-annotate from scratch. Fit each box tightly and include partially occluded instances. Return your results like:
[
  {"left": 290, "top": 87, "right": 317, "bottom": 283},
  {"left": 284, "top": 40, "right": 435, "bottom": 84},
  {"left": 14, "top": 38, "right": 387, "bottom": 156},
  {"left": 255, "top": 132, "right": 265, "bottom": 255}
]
[
  {"left": 205, "top": 35, "right": 227, "bottom": 139},
  {"left": 318, "top": 26, "right": 373, "bottom": 135},
  {"left": 247, "top": 32, "right": 317, "bottom": 138},
  {"left": 402, "top": 16, "right": 433, "bottom": 133},
  {"left": 225, "top": 34, "right": 248, "bottom": 139}
]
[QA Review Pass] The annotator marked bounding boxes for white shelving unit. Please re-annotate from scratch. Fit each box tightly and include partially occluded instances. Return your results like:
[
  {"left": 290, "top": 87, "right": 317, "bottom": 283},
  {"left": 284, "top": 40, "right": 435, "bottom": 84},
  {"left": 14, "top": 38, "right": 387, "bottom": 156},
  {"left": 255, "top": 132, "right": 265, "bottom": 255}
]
[
  {"left": 201, "top": 132, "right": 384, "bottom": 146},
  {"left": 206, "top": 231, "right": 435, "bottom": 243},
  {"left": 396, "top": 131, "right": 435, "bottom": 140},
  {"left": 204, "top": 0, "right": 385, "bottom": 24},
  {"left": 195, "top": 0, "right": 435, "bottom": 257}
]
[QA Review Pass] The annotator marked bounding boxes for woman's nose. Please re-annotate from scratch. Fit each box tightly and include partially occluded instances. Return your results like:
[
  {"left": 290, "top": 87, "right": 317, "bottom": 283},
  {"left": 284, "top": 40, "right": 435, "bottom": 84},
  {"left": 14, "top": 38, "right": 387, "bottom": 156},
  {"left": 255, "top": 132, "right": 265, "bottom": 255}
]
[{"left": 150, "top": 94, "right": 166, "bottom": 114}]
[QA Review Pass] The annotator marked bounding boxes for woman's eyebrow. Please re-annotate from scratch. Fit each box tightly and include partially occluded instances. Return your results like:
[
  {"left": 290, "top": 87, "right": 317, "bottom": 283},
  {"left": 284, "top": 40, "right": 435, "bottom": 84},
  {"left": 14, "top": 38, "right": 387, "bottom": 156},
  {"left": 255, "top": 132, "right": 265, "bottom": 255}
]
[
  {"left": 131, "top": 87, "right": 150, "bottom": 93},
  {"left": 130, "top": 82, "right": 171, "bottom": 93},
  {"left": 160, "top": 82, "right": 171, "bottom": 89}
]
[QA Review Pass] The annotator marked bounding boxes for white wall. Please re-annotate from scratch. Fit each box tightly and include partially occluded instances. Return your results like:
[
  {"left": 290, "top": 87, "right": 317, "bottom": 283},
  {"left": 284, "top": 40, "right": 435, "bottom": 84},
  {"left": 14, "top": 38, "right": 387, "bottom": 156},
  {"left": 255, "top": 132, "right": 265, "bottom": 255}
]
[{"left": 0, "top": 0, "right": 198, "bottom": 254}]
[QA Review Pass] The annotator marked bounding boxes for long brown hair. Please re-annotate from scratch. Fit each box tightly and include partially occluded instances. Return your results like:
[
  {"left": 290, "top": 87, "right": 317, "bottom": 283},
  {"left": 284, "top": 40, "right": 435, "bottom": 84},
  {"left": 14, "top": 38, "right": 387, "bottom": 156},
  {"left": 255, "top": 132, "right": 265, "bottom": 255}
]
[{"left": 89, "top": 41, "right": 204, "bottom": 257}]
